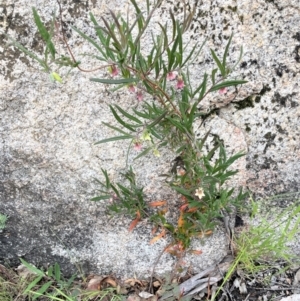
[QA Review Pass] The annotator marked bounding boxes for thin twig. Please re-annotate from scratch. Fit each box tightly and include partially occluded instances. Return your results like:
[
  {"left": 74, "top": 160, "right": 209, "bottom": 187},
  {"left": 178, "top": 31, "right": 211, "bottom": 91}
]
[{"left": 149, "top": 247, "right": 166, "bottom": 294}]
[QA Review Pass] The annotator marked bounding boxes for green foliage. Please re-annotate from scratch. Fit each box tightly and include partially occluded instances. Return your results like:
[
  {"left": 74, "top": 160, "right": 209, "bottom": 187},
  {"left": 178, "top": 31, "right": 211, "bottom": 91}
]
[
  {"left": 212, "top": 195, "right": 300, "bottom": 300},
  {"left": 92, "top": 167, "right": 147, "bottom": 219},
  {"left": 0, "top": 259, "right": 124, "bottom": 301},
  {"left": 5, "top": 0, "right": 249, "bottom": 251},
  {"left": 0, "top": 213, "right": 7, "bottom": 230},
  {"left": 20, "top": 259, "right": 77, "bottom": 300},
  {"left": 234, "top": 197, "right": 300, "bottom": 274}
]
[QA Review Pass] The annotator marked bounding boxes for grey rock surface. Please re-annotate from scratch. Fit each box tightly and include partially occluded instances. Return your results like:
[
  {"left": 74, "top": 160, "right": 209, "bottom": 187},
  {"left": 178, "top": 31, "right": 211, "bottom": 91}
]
[{"left": 0, "top": 0, "right": 299, "bottom": 278}]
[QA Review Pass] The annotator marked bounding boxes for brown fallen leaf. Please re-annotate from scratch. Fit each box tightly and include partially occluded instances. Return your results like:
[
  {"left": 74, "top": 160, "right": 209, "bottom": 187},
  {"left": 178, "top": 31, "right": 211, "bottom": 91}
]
[
  {"left": 187, "top": 207, "right": 198, "bottom": 213},
  {"left": 87, "top": 276, "right": 102, "bottom": 291},
  {"left": 178, "top": 211, "right": 185, "bottom": 228},
  {"left": 153, "top": 280, "right": 161, "bottom": 288},
  {"left": 150, "top": 229, "right": 166, "bottom": 244},
  {"left": 125, "top": 278, "right": 144, "bottom": 287},
  {"left": 151, "top": 226, "right": 158, "bottom": 235},
  {"left": 100, "top": 276, "right": 118, "bottom": 288},
  {"left": 198, "top": 230, "right": 213, "bottom": 237},
  {"left": 129, "top": 210, "right": 141, "bottom": 232},
  {"left": 149, "top": 200, "right": 167, "bottom": 207},
  {"left": 189, "top": 249, "right": 203, "bottom": 255},
  {"left": 87, "top": 276, "right": 118, "bottom": 291}
]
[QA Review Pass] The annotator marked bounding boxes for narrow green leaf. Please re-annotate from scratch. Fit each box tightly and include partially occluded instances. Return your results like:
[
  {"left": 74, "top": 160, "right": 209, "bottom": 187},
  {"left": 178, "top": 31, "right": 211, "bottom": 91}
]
[
  {"left": 171, "top": 186, "right": 191, "bottom": 198},
  {"left": 91, "top": 195, "right": 111, "bottom": 201},
  {"left": 117, "top": 183, "right": 131, "bottom": 195},
  {"left": 211, "top": 80, "right": 248, "bottom": 92},
  {"left": 174, "top": 52, "right": 182, "bottom": 69},
  {"left": 110, "top": 10, "right": 126, "bottom": 49},
  {"left": 197, "top": 73, "right": 208, "bottom": 101},
  {"left": 188, "top": 38, "right": 207, "bottom": 65},
  {"left": 4, "top": 34, "right": 48, "bottom": 70},
  {"left": 134, "top": 147, "right": 152, "bottom": 160},
  {"left": 110, "top": 184, "right": 120, "bottom": 199},
  {"left": 20, "top": 258, "right": 45, "bottom": 276},
  {"left": 132, "top": 109, "right": 149, "bottom": 119},
  {"left": 129, "top": 0, "right": 145, "bottom": 31},
  {"left": 232, "top": 45, "right": 244, "bottom": 71},
  {"left": 182, "top": 43, "right": 197, "bottom": 68},
  {"left": 225, "top": 152, "right": 245, "bottom": 166},
  {"left": 46, "top": 40, "right": 56, "bottom": 60},
  {"left": 169, "top": 9, "right": 177, "bottom": 41},
  {"left": 101, "top": 168, "right": 110, "bottom": 188},
  {"left": 188, "top": 102, "right": 198, "bottom": 127},
  {"left": 104, "top": 34, "right": 116, "bottom": 61},
  {"left": 168, "top": 23, "right": 180, "bottom": 70},
  {"left": 158, "top": 22, "right": 168, "bottom": 51},
  {"left": 207, "top": 143, "right": 220, "bottom": 160},
  {"left": 90, "top": 77, "right": 137, "bottom": 84},
  {"left": 32, "top": 281, "right": 53, "bottom": 300},
  {"left": 95, "top": 135, "right": 133, "bottom": 144},
  {"left": 147, "top": 110, "right": 168, "bottom": 128},
  {"left": 54, "top": 263, "right": 61, "bottom": 282},
  {"left": 110, "top": 105, "right": 136, "bottom": 132},
  {"left": 71, "top": 26, "right": 107, "bottom": 58},
  {"left": 32, "top": 8, "right": 55, "bottom": 59},
  {"left": 149, "top": 128, "right": 163, "bottom": 140},
  {"left": 129, "top": 40, "right": 137, "bottom": 59},
  {"left": 101, "top": 17, "right": 121, "bottom": 51},
  {"left": 66, "top": 274, "right": 77, "bottom": 289},
  {"left": 47, "top": 265, "right": 53, "bottom": 278},
  {"left": 177, "top": 22, "right": 183, "bottom": 65},
  {"left": 198, "top": 130, "right": 211, "bottom": 150},
  {"left": 154, "top": 59, "right": 160, "bottom": 79},
  {"left": 193, "top": 74, "right": 207, "bottom": 98},
  {"left": 211, "top": 68, "right": 217, "bottom": 85},
  {"left": 115, "top": 105, "right": 142, "bottom": 124},
  {"left": 182, "top": 4, "right": 195, "bottom": 33},
  {"left": 127, "top": 12, "right": 144, "bottom": 37},
  {"left": 166, "top": 117, "right": 185, "bottom": 132},
  {"left": 222, "top": 33, "right": 233, "bottom": 68},
  {"left": 48, "top": 288, "right": 75, "bottom": 301},
  {"left": 32, "top": 8, "right": 49, "bottom": 41},
  {"left": 102, "top": 122, "right": 130, "bottom": 136},
  {"left": 24, "top": 276, "right": 43, "bottom": 293},
  {"left": 210, "top": 49, "right": 225, "bottom": 76},
  {"left": 90, "top": 13, "right": 107, "bottom": 44}
]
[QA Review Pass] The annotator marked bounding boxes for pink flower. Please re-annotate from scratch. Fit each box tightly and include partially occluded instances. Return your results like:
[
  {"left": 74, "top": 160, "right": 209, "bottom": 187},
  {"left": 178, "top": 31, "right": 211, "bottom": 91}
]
[
  {"left": 108, "top": 65, "right": 118, "bottom": 77},
  {"left": 128, "top": 84, "right": 136, "bottom": 93},
  {"left": 167, "top": 71, "right": 178, "bottom": 81},
  {"left": 219, "top": 87, "right": 227, "bottom": 95},
  {"left": 176, "top": 77, "right": 185, "bottom": 90},
  {"left": 133, "top": 141, "right": 142, "bottom": 151},
  {"left": 136, "top": 91, "right": 143, "bottom": 102}
]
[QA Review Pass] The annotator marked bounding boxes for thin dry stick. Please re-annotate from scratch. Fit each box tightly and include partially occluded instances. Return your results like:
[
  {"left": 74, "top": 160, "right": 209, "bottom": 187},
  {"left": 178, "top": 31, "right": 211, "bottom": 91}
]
[{"left": 149, "top": 247, "right": 166, "bottom": 294}]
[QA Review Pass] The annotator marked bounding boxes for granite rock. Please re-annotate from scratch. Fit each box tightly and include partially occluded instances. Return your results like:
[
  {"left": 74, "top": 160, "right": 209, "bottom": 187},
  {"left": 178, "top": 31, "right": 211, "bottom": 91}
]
[{"left": 0, "top": 0, "right": 299, "bottom": 278}]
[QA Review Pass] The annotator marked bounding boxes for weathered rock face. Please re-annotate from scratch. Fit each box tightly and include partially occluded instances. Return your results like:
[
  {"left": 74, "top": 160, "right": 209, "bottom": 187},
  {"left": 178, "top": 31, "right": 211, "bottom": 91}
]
[{"left": 0, "top": 0, "right": 299, "bottom": 278}]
